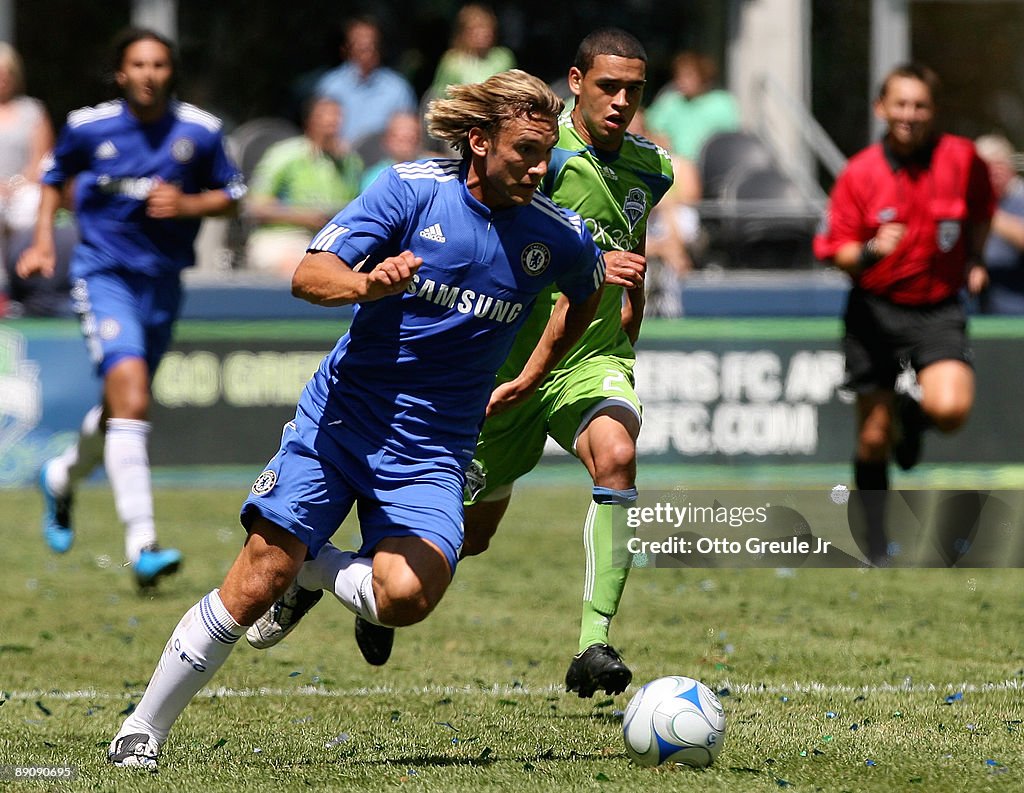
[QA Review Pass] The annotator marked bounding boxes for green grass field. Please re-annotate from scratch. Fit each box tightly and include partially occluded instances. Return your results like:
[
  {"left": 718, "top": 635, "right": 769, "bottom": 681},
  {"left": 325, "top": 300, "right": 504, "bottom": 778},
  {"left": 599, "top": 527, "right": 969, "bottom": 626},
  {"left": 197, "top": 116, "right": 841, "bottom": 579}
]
[{"left": 0, "top": 482, "right": 1021, "bottom": 792}]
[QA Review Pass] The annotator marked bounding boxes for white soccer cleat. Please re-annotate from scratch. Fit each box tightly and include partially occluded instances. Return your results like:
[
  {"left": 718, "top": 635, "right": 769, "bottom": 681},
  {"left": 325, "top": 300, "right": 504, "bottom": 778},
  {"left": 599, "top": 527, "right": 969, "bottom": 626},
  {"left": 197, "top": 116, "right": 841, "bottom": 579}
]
[
  {"left": 246, "top": 579, "right": 324, "bottom": 649},
  {"left": 107, "top": 731, "right": 160, "bottom": 771}
]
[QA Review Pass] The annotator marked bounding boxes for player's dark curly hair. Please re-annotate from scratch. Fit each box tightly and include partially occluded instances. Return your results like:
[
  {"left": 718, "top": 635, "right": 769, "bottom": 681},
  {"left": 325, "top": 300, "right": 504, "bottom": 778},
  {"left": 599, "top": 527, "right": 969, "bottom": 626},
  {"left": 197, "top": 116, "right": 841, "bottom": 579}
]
[{"left": 573, "top": 28, "right": 647, "bottom": 75}]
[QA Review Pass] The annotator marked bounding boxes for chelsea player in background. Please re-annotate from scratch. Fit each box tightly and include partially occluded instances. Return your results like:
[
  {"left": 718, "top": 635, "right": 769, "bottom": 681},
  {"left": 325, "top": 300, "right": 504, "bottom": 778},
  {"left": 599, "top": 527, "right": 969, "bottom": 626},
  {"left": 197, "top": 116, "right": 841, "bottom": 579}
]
[
  {"left": 108, "top": 69, "right": 604, "bottom": 770},
  {"left": 17, "top": 28, "right": 246, "bottom": 587}
]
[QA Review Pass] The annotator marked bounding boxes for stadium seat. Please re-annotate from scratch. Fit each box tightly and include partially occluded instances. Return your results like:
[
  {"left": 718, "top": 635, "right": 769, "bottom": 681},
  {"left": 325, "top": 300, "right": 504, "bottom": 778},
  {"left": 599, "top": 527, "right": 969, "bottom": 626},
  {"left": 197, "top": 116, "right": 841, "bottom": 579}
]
[
  {"left": 227, "top": 117, "right": 301, "bottom": 183},
  {"left": 697, "top": 131, "right": 775, "bottom": 200},
  {"left": 353, "top": 132, "right": 386, "bottom": 171},
  {"left": 721, "top": 166, "right": 819, "bottom": 269},
  {"left": 225, "top": 117, "right": 301, "bottom": 268}
]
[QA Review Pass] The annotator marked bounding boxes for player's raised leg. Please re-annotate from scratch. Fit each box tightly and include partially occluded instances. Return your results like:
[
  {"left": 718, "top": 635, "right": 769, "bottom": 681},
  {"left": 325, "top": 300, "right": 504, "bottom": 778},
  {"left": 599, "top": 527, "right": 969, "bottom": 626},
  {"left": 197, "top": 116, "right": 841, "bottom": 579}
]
[
  {"left": 462, "top": 490, "right": 512, "bottom": 556},
  {"left": 250, "top": 535, "right": 453, "bottom": 660},
  {"left": 249, "top": 456, "right": 461, "bottom": 663},
  {"left": 39, "top": 404, "right": 106, "bottom": 553},
  {"left": 108, "top": 518, "right": 306, "bottom": 770}
]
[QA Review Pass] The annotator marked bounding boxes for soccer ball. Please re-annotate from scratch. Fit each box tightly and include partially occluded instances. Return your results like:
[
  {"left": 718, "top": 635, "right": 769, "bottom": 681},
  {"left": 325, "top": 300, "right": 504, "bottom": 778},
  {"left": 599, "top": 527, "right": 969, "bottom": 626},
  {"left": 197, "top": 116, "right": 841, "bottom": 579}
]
[{"left": 622, "top": 675, "right": 726, "bottom": 768}]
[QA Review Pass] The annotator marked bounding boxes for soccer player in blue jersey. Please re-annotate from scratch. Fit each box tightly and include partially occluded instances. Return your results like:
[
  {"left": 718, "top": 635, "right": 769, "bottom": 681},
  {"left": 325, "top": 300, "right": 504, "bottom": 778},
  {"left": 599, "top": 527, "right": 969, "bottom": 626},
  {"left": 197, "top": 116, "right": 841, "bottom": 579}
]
[
  {"left": 17, "top": 28, "right": 245, "bottom": 587},
  {"left": 107, "top": 69, "right": 605, "bottom": 770},
  {"left": 267, "top": 29, "right": 672, "bottom": 699}
]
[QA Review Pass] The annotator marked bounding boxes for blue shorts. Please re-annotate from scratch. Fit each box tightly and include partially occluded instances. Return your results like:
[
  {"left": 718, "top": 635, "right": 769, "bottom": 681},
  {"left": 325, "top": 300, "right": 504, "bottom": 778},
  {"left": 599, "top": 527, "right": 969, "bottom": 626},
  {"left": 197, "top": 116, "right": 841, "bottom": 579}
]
[
  {"left": 70, "top": 254, "right": 182, "bottom": 377},
  {"left": 240, "top": 405, "right": 465, "bottom": 575}
]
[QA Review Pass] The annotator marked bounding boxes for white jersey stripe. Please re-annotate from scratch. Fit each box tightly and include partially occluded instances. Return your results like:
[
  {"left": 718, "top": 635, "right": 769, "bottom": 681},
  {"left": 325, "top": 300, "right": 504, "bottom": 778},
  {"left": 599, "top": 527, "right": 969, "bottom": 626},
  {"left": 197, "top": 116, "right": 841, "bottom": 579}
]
[
  {"left": 310, "top": 223, "right": 350, "bottom": 250},
  {"left": 394, "top": 160, "right": 462, "bottom": 182},
  {"left": 530, "top": 193, "right": 583, "bottom": 232},
  {"left": 176, "top": 102, "right": 222, "bottom": 132},
  {"left": 67, "top": 101, "right": 122, "bottom": 128}
]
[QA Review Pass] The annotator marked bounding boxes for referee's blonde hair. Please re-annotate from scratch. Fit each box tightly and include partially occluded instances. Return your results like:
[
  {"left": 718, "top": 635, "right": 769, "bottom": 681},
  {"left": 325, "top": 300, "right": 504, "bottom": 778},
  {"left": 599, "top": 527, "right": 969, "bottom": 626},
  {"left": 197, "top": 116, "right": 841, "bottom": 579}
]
[{"left": 426, "top": 69, "right": 563, "bottom": 157}]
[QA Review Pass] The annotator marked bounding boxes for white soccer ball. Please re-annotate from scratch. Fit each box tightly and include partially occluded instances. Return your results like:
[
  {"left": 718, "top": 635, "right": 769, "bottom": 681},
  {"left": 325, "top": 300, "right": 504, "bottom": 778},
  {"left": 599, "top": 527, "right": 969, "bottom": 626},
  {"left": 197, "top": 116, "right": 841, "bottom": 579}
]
[{"left": 622, "top": 675, "right": 726, "bottom": 768}]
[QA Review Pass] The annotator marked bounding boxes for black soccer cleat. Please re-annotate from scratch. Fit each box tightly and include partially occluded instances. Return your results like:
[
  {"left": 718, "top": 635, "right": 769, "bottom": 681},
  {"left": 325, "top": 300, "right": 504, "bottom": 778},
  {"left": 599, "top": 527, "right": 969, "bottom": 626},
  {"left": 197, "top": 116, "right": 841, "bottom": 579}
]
[
  {"left": 354, "top": 616, "right": 394, "bottom": 666},
  {"left": 893, "top": 393, "right": 924, "bottom": 471},
  {"left": 565, "top": 643, "right": 632, "bottom": 698}
]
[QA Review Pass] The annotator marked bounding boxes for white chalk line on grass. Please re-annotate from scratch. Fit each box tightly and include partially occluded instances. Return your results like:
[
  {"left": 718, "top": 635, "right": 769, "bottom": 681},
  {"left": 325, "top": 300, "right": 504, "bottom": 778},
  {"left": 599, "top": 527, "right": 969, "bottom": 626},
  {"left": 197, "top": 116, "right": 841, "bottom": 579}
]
[{"left": 4, "top": 679, "right": 1021, "bottom": 703}]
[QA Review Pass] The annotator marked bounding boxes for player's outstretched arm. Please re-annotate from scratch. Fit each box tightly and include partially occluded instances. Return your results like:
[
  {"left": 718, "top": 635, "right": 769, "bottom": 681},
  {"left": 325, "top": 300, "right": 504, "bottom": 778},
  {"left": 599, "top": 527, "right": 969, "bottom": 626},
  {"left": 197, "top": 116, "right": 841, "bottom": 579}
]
[
  {"left": 487, "top": 286, "right": 604, "bottom": 416},
  {"left": 291, "top": 250, "right": 422, "bottom": 307}
]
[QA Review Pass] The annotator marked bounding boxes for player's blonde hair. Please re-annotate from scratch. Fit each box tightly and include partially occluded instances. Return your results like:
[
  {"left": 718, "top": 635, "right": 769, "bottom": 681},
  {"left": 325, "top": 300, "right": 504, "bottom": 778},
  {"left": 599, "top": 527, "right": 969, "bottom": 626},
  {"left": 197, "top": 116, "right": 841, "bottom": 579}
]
[{"left": 426, "top": 69, "right": 563, "bottom": 157}]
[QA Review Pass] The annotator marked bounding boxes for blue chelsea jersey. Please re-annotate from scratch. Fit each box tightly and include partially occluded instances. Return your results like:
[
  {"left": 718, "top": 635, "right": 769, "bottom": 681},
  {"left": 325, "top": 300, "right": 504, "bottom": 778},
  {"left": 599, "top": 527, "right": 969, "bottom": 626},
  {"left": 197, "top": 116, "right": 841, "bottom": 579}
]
[
  {"left": 42, "top": 99, "right": 246, "bottom": 277},
  {"left": 304, "top": 158, "right": 604, "bottom": 465}
]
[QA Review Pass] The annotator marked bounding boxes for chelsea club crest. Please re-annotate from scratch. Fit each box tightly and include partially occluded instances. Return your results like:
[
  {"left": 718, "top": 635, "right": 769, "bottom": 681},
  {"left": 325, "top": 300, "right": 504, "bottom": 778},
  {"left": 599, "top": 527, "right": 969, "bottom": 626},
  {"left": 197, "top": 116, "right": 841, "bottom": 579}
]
[
  {"left": 171, "top": 137, "right": 196, "bottom": 163},
  {"left": 521, "top": 242, "right": 551, "bottom": 276},
  {"left": 251, "top": 469, "right": 277, "bottom": 495}
]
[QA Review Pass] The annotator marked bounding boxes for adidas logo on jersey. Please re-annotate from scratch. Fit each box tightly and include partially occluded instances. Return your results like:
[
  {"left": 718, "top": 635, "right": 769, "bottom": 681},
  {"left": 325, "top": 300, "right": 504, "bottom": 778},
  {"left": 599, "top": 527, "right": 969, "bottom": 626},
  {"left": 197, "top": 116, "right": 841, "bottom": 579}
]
[
  {"left": 419, "top": 223, "right": 446, "bottom": 243},
  {"left": 95, "top": 140, "right": 118, "bottom": 159}
]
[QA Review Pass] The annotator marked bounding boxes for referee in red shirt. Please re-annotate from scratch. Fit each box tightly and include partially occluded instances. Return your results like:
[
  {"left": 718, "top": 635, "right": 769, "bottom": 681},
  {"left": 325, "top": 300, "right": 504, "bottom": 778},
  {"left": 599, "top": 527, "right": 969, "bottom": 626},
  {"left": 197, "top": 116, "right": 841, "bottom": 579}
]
[{"left": 814, "top": 63, "right": 994, "bottom": 563}]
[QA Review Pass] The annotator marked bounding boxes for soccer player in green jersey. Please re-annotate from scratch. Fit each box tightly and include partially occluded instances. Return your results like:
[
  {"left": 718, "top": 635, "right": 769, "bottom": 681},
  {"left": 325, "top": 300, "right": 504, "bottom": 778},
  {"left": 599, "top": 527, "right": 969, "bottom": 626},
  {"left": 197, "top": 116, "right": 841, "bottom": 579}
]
[{"left": 355, "top": 28, "right": 674, "bottom": 695}]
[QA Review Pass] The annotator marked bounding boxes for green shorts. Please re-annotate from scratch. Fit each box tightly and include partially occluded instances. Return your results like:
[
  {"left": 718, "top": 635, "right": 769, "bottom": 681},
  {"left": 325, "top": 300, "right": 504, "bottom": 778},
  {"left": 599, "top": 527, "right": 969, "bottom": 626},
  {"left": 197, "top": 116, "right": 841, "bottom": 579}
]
[{"left": 465, "top": 354, "right": 641, "bottom": 503}]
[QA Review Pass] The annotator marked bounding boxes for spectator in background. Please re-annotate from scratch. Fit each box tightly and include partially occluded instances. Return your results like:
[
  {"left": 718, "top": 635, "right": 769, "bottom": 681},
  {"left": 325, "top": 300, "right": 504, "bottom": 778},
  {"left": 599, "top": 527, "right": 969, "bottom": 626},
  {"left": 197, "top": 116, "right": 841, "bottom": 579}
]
[
  {"left": 645, "top": 50, "right": 739, "bottom": 163},
  {"left": 428, "top": 4, "right": 515, "bottom": 97},
  {"left": 359, "top": 111, "right": 436, "bottom": 193},
  {"left": 245, "top": 96, "right": 362, "bottom": 278},
  {"left": 314, "top": 16, "right": 417, "bottom": 148},
  {"left": 0, "top": 41, "right": 74, "bottom": 317},
  {"left": 975, "top": 134, "right": 1024, "bottom": 314}
]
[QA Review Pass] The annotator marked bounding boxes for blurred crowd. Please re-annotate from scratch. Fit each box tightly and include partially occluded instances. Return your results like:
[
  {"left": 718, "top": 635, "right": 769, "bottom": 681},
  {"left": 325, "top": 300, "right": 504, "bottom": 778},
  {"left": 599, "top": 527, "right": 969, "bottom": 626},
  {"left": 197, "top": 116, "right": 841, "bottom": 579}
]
[{"left": 3, "top": 5, "right": 1024, "bottom": 319}]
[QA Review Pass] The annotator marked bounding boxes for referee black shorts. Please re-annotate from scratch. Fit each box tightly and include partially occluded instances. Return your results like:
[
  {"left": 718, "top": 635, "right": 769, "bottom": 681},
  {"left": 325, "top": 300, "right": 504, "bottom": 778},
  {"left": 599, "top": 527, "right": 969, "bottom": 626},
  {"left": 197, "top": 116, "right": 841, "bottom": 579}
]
[{"left": 842, "top": 286, "right": 972, "bottom": 393}]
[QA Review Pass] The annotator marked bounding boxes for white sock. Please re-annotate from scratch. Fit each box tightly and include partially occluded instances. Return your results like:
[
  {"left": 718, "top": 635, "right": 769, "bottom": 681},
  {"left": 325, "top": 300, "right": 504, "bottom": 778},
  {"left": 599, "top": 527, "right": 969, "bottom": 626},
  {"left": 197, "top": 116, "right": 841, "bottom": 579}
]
[
  {"left": 117, "top": 590, "right": 244, "bottom": 745},
  {"left": 104, "top": 418, "right": 156, "bottom": 563},
  {"left": 45, "top": 405, "right": 105, "bottom": 496},
  {"left": 297, "top": 543, "right": 383, "bottom": 625}
]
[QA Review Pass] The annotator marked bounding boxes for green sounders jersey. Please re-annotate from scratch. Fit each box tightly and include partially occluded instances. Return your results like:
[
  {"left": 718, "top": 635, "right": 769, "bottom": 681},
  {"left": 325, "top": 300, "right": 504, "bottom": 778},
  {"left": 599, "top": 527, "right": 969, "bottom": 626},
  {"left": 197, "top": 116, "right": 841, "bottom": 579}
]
[{"left": 497, "top": 111, "right": 674, "bottom": 381}]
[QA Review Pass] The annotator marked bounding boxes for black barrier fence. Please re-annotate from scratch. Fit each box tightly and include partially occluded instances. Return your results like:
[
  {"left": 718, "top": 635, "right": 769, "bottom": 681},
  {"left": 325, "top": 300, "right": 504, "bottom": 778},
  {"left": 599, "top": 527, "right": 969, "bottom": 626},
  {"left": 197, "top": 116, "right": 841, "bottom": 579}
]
[
  {"left": 144, "top": 319, "right": 1024, "bottom": 466},
  {"left": 615, "top": 489, "right": 1024, "bottom": 568},
  {"left": 7, "top": 318, "right": 1024, "bottom": 485}
]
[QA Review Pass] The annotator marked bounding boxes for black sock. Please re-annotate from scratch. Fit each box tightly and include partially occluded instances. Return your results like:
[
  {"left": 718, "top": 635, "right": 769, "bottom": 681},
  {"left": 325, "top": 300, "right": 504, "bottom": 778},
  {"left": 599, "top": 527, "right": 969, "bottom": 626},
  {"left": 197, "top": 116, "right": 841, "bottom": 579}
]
[
  {"left": 852, "top": 460, "right": 889, "bottom": 563},
  {"left": 854, "top": 459, "right": 888, "bottom": 491}
]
